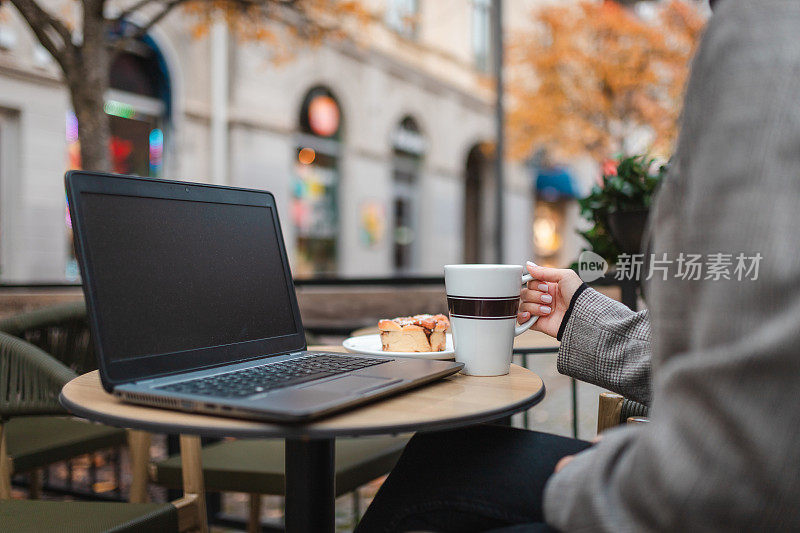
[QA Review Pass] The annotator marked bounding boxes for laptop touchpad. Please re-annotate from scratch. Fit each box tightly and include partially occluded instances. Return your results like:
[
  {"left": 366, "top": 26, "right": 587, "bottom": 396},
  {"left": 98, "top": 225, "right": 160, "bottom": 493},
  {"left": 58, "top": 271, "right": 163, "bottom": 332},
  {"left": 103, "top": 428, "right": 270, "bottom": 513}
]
[{"left": 311, "top": 376, "right": 400, "bottom": 394}]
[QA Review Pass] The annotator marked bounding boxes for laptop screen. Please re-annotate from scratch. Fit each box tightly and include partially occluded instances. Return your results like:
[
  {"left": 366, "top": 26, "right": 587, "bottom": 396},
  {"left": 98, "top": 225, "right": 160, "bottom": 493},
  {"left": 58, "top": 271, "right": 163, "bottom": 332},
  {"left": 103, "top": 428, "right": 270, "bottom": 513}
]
[{"left": 80, "top": 191, "right": 299, "bottom": 362}]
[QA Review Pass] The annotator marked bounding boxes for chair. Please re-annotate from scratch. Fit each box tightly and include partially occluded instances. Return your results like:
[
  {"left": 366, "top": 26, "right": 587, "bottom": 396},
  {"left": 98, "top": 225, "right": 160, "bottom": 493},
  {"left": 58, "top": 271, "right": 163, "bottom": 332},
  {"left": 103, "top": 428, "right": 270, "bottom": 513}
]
[
  {"left": 2, "top": 303, "right": 410, "bottom": 530},
  {"left": 596, "top": 392, "right": 650, "bottom": 433},
  {"left": 0, "top": 331, "right": 204, "bottom": 532},
  {"left": 0, "top": 300, "right": 96, "bottom": 374},
  {"left": 0, "top": 302, "right": 128, "bottom": 497},
  {"left": 151, "top": 433, "right": 409, "bottom": 531},
  {"left": 0, "top": 499, "right": 180, "bottom": 532}
]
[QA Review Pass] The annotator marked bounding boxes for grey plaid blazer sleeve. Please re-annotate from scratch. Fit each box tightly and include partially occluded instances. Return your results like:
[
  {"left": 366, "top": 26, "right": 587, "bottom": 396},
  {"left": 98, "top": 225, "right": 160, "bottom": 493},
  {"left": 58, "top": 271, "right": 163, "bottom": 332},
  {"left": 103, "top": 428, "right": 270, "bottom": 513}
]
[
  {"left": 543, "top": 1, "right": 800, "bottom": 530},
  {"left": 558, "top": 288, "right": 652, "bottom": 405}
]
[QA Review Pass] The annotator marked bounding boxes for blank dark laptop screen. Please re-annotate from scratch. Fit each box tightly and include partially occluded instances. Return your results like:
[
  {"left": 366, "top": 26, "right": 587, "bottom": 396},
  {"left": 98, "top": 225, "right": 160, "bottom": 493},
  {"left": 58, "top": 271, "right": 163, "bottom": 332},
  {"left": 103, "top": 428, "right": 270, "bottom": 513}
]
[{"left": 80, "top": 192, "right": 298, "bottom": 361}]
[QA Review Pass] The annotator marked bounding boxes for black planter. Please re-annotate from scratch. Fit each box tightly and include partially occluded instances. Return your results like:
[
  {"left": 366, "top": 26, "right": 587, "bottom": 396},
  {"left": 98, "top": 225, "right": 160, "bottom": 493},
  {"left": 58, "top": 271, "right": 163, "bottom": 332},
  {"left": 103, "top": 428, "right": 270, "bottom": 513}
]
[{"left": 607, "top": 209, "right": 649, "bottom": 255}]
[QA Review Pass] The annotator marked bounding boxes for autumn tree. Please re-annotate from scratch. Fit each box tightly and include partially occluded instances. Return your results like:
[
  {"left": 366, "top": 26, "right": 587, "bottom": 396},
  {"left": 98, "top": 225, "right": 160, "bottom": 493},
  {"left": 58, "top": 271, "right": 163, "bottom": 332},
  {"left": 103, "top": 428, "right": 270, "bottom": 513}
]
[
  {"left": 507, "top": 0, "right": 705, "bottom": 162},
  {"left": 6, "top": 0, "right": 368, "bottom": 172}
]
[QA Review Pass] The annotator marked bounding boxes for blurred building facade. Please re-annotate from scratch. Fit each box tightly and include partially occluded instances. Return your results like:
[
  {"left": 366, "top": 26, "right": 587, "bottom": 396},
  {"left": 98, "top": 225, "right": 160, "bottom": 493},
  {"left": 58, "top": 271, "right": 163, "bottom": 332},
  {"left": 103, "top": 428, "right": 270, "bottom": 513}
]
[{"left": 0, "top": 0, "right": 538, "bottom": 283}]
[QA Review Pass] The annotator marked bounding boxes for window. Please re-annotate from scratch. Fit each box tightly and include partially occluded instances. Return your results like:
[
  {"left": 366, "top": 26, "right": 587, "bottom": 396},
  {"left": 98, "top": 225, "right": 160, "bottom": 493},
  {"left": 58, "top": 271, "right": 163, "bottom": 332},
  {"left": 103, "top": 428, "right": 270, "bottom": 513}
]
[
  {"left": 392, "top": 117, "right": 425, "bottom": 274},
  {"left": 472, "top": 0, "right": 492, "bottom": 73},
  {"left": 65, "top": 30, "right": 170, "bottom": 281},
  {"left": 106, "top": 37, "right": 170, "bottom": 177},
  {"left": 386, "top": 0, "right": 420, "bottom": 39},
  {"left": 0, "top": 112, "right": 20, "bottom": 282},
  {"left": 66, "top": 36, "right": 169, "bottom": 177},
  {"left": 294, "top": 87, "right": 343, "bottom": 278}
]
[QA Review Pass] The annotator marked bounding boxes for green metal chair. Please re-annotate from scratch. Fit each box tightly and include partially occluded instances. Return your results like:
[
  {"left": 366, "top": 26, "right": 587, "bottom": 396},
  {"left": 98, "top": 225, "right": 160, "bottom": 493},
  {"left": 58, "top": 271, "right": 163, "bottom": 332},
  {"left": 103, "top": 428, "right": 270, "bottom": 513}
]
[
  {"left": 1, "top": 303, "right": 410, "bottom": 530},
  {"left": 0, "top": 499, "right": 179, "bottom": 532},
  {"left": 0, "top": 300, "right": 96, "bottom": 374},
  {"left": 0, "top": 303, "right": 127, "bottom": 498},
  {"left": 152, "top": 434, "right": 409, "bottom": 531},
  {"left": 0, "top": 331, "right": 189, "bottom": 532}
]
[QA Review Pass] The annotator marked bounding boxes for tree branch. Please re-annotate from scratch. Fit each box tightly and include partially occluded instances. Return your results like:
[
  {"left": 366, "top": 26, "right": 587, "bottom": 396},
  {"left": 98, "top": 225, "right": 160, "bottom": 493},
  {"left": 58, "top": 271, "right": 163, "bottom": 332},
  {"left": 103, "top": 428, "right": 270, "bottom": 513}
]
[
  {"left": 111, "top": 0, "right": 188, "bottom": 49},
  {"left": 205, "top": 0, "right": 344, "bottom": 40},
  {"left": 9, "top": 0, "right": 74, "bottom": 67},
  {"left": 113, "top": 0, "right": 157, "bottom": 24}
]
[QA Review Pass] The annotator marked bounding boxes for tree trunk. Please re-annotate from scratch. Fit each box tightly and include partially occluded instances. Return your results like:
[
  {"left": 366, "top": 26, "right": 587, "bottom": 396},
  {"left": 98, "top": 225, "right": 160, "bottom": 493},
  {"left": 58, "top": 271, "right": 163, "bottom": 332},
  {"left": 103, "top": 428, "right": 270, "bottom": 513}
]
[
  {"left": 70, "top": 77, "right": 111, "bottom": 172},
  {"left": 70, "top": 0, "right": 111, "bottom": 172}
]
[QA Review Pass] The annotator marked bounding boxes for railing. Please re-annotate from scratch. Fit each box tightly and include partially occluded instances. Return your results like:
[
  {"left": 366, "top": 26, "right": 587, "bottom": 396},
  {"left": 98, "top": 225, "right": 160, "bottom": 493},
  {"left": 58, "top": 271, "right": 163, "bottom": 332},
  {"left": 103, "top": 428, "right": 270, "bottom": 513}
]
[
  {"left": 0, "top": 276, "right": 447, "bottom": 289},
  {"left": 1, "top": 276, "right": 640, "bottom": 440},
  {"left": 0, "top": 275, "right": 639, "bottom": 308}
]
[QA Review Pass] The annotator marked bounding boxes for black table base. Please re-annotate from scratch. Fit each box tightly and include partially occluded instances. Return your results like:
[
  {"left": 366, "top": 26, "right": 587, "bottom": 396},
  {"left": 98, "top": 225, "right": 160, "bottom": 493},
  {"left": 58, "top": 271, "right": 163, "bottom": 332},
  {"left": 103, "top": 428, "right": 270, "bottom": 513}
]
[{"left": 285, "top": 438, "right": 336, "bottom": 533}]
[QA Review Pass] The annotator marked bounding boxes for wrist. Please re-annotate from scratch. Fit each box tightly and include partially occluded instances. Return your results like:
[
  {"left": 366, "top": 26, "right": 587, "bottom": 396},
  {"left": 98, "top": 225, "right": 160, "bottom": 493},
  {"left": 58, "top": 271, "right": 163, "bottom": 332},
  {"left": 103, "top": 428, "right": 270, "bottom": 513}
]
[{"left": 556, "top": 282, "right": 588, "bottom": 341}]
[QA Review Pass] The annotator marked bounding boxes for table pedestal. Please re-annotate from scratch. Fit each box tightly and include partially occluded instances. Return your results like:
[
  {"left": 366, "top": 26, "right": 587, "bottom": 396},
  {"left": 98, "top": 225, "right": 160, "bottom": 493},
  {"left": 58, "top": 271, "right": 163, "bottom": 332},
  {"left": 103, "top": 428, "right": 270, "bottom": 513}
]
[{"left": 285, "top": 438, "right": 336, "bottom": 533}]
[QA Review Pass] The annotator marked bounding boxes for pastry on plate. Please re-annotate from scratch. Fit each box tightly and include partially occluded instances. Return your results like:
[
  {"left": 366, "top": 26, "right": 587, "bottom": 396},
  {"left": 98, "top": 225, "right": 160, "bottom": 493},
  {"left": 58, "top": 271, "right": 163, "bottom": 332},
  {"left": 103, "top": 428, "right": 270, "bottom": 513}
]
[{"left": 378, "top": 314, "right": 450, "bottom": 352}]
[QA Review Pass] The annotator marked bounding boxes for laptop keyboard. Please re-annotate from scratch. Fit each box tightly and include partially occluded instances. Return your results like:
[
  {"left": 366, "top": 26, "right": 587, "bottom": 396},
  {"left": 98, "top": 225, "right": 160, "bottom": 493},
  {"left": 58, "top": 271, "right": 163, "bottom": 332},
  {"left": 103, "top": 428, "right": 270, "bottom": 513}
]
[{"left": 156, "top": 353, "right": 392, "bottom": 399}]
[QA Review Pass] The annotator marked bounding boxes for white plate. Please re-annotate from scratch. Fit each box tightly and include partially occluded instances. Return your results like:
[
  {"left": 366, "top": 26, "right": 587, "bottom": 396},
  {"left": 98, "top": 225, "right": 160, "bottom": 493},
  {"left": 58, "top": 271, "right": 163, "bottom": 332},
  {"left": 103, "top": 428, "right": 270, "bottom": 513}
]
[{"left": 342, "top": 333, "right": 455, "bottom": 360}]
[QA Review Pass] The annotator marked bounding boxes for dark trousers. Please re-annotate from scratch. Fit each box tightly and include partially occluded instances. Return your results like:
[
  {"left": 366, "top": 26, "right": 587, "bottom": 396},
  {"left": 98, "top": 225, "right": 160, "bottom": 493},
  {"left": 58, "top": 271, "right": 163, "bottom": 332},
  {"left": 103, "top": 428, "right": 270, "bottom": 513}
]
[{"left": 356, "top": 425, "right": 591, "bottom": 533}]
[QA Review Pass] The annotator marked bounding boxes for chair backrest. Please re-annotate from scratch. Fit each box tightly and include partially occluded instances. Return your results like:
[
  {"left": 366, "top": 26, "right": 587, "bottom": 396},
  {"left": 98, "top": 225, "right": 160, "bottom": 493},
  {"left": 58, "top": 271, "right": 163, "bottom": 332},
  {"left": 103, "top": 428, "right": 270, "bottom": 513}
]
[
  {"left": 0, "top": 301, "right": 96, "bottom": 375},
  {"left": 0, "top": 331, "right": 77, "bottom": 419},
  {"left": 597, "top": 392, "right": 650, "bottom": 434}
]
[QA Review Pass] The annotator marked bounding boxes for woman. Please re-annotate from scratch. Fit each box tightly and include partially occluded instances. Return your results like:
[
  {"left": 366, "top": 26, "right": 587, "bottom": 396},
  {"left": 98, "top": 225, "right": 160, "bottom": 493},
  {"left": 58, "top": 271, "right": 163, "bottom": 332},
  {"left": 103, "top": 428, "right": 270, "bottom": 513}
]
[{"left": 356, "top": 0, "right": 800, "bottom": 531}]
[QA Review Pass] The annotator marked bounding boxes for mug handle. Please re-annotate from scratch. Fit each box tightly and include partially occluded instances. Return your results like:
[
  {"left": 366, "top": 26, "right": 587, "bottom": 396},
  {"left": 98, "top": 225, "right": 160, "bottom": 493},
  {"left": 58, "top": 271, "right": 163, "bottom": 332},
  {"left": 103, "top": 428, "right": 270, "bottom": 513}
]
[{"left": 515, "top": 273, "right": 538, "bottom": 336}]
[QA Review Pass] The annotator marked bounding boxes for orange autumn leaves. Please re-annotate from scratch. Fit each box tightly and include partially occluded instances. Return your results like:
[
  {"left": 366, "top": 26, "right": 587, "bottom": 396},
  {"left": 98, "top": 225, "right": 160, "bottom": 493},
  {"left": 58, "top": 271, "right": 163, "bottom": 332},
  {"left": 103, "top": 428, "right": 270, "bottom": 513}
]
[
  {"left": 182, "top": 0, "right": 372, "bottom": 62},
  {"left": 508, "top": 0, "right": 705, "bottom": 162}
]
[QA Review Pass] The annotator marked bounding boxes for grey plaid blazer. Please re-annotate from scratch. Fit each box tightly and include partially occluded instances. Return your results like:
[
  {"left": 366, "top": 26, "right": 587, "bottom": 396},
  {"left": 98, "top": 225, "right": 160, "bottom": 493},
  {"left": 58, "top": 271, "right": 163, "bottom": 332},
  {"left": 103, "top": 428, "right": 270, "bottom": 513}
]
[{"left": 543, "top": 1, "right": 800, "bottom": 530}]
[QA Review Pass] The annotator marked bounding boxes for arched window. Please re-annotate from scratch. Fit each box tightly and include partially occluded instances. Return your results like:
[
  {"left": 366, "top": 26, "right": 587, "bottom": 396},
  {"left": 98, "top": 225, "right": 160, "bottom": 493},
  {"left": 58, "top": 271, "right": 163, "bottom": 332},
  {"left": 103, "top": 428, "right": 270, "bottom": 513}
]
[
  {"left": 392, "top": 116, "right": 425, "bottom": 273},
  {"left": 293, "top": 87, "right": 343, "bottom": 277},
  {"left": 65, "top": 32, "right": 170, "bottom": 177},
  {"left": 65, "top": 30, "right": 171, "bottom": 280},
  {"left": 106, "top": 34, "right": 171, "bottom": 177},
  {"left": 463, "top": 142, "right": 494, "bottom": 263}
]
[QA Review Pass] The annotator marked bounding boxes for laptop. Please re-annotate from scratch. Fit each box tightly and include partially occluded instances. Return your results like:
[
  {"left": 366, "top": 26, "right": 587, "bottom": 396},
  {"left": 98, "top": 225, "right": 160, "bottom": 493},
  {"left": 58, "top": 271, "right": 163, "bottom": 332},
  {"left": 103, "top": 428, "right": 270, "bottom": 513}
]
[{"left": 66, "top": 170, "right": 463, "bottom": 422}]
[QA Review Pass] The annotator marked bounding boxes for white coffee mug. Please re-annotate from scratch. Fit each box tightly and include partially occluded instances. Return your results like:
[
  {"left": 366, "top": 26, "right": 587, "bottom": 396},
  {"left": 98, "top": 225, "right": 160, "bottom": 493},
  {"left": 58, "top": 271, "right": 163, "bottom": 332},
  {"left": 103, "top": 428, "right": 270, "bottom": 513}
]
[{"left": 444, "top": 264, "right": 538, "bottom": 376}]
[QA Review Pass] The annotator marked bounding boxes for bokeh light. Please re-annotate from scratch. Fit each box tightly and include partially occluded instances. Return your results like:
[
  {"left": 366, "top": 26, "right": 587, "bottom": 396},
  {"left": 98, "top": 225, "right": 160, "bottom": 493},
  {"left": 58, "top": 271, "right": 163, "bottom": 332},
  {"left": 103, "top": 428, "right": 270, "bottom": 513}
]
[
  {"left": 298, "top": 147, "right": 316, "bottom": 165},
  {"left": 149, "top": 128, "right": 163, "bottom": 176}
]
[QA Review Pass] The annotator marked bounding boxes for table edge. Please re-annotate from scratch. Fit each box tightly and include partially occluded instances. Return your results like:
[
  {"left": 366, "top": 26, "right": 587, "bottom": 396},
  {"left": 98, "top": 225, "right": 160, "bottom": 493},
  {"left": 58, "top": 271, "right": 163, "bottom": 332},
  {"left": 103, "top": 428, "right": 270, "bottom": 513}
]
[{"left": 59, "top": 379, "right": 546, "bottom": 439}]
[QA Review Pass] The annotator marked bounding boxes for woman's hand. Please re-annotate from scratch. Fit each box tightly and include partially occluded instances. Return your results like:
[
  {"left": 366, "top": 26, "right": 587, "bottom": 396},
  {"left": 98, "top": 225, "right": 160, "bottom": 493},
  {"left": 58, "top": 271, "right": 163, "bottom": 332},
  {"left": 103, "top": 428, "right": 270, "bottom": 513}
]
[{"left": 517, "top": 262, "right": 584, "bottom": 338}]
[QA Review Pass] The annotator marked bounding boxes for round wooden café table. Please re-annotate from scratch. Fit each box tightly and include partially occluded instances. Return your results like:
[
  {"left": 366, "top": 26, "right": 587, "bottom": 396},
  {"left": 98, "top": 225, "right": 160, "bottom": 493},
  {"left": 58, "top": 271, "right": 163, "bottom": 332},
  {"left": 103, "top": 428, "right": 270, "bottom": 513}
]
[{"left": 60, "top": 346, "right": 545, "bottom": 533}]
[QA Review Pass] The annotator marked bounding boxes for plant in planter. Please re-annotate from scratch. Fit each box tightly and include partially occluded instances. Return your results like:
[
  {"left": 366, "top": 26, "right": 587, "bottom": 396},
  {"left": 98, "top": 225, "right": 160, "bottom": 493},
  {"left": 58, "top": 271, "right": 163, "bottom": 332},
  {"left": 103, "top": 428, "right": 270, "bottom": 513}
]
[{"left": 578, "top": 154, "right": 666, "bottom": 263}]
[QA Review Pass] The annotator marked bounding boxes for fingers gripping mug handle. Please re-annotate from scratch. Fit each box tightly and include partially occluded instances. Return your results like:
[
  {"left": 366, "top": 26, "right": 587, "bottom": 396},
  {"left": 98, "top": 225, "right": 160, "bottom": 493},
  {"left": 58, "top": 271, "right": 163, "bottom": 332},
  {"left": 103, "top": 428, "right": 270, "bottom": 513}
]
[{"left": 515, "top": 273, "right": 538, "bottom": 335}]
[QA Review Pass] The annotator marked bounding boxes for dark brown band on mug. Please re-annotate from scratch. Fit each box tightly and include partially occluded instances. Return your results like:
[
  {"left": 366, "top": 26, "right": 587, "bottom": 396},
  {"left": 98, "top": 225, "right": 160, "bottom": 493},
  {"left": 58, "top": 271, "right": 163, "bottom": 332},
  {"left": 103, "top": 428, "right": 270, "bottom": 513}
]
[{"left": 447, "top": 296, "right": 520, "bottom": 319}]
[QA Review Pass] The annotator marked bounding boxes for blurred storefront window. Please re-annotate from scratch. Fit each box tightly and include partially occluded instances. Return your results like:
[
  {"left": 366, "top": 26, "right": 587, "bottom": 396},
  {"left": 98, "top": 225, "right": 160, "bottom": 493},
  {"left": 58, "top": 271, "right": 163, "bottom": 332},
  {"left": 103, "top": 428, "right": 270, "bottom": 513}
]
[
  {"left": 65, "top": 33, "right": 170, "bottom": 281},
  {"left": 392, "top": 116, "right": 425, "bottom": 274},
  {"left": 106, "top": 36, "right": 169, "bottom": 177},
  {"left": 293, "top": 87, "right": 342, "bottom": 278},
  {"left": 533, "top": 166, "right": 580, "bottom": 267},
  {"left": 533, "top": 201, "right": 564, "bottom": 265}
]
